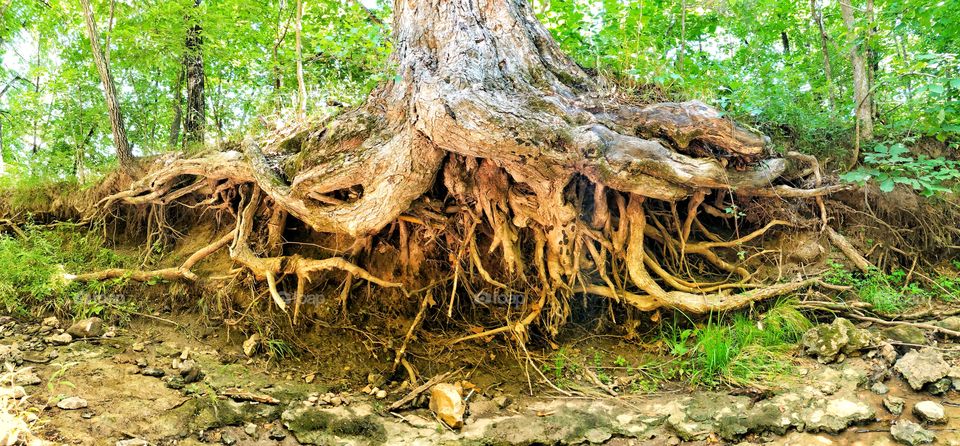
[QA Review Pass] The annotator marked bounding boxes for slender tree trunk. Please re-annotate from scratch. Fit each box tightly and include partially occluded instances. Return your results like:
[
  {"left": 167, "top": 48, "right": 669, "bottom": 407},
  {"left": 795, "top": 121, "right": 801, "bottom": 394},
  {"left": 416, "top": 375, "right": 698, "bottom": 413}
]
[
  {"left": 810, "top": 0, "right": 835, "bottom": 109},
  {"left": 184, "top": 0, "right": 206, "bottom": 145},
  {"left": 272, "top": 0, "right": 289, "bottom": 111},
  {"left": 295, "top": 0, "right": 306, "bottom": 118},
  {"left": 104, "top": 0, "right": 115, "bottom": 65},
  {"left": 80, "top": 0, "right": 136, "bottom": 174},
  {"left": 780, "top": 31, "right": 790, "bottom": 55},
  {"left": 840, "top": 0, "right": 873, "bottom": 144},
  {"left": 677, "top": 0, "right": 686, "bottom": 73}
]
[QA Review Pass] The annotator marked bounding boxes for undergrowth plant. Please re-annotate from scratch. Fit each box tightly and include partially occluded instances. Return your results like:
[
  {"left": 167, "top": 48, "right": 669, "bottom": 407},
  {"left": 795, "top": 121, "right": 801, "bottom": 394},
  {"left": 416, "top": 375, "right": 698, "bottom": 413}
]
[
  {"left": 0, "top": 224, "right": 135, "bottom": 320},
  {"left": 841, "top": 141, "right": 960, "bottom": 196},
  {"left": 656, "top": 299, "right": 810, "bottom": 387}
]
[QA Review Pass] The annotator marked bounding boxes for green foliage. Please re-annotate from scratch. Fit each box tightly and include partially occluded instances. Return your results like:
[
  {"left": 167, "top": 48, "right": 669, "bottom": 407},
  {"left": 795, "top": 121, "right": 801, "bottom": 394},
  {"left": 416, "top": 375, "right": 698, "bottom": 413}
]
[
  {"left": 820, "top": 260, "right": 960, "bottom": 312},
  {"left": 0, "top": 224, "right": 134, "bottom": 319},
  {"left": 657, "top": 300, "right": 809, "bottom": 387},
  {"left": 841, "top": 142, "right": 960, "bottom": 196}
]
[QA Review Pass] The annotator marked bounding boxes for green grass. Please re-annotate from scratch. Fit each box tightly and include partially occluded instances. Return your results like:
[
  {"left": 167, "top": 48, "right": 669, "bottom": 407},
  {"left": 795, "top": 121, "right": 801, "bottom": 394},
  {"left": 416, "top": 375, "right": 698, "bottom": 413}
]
[
  {"left": 657, "top": 299, "right": 811, "bottom": 387},
  {"left": 0, "top": 223, "right": 135, "bottom": 320}
]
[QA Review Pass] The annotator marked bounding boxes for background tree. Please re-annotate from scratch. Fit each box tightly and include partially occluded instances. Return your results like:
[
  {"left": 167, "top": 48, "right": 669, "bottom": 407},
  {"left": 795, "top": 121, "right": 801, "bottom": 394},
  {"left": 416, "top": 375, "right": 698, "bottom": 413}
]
[{"left": 79, "top": 0, "right": 136, "bottom": 174}]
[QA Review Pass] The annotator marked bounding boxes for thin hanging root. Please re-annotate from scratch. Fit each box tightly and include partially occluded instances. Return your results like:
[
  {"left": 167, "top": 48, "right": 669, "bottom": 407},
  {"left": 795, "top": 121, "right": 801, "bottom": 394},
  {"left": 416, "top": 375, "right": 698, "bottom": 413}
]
[
  {"left": 680, "top": 189, "right": 706, "bottom": 251},
  {"left": 392, "top": 291, "right": 434, "bottom": 373},
  {"left": 68, "top": 229, "right": 236, "bottom": 283}
]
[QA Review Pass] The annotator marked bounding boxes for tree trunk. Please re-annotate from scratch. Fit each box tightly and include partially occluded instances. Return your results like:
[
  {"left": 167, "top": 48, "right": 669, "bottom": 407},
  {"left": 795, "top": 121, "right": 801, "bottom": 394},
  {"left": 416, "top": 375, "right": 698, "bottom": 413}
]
[
  {"left": 780, "top": 31, "right": 790, "bottom": 55},
  {"left": 74, "top": 124, "right": 97, "bottom": 182},
  {"left": 184, "top": 0, "right": 206, "bottom": 145},
  {"left": 810, "top": 0, "right": 835, "bottom": 109},
  {"left": 80, "top": 0, "right": 136, "bottom": 175},
  {"left": 840, "top": 0, "right": 873, "bottom": 145},
  {"left": 98, "top": 0, "right": 831, "bottom": 330},
  {"left": 295, "top": 0, "right": 306, "bottom": 118},
  {"left": 678, "top": 0, "right": 686, "bottom": 73}
]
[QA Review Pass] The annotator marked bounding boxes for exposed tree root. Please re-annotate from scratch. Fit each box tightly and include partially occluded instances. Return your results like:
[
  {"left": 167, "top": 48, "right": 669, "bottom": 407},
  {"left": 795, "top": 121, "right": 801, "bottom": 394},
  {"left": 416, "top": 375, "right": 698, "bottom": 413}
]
[{"left": 69, "top": 0, "right": 882, "bottom": 341}]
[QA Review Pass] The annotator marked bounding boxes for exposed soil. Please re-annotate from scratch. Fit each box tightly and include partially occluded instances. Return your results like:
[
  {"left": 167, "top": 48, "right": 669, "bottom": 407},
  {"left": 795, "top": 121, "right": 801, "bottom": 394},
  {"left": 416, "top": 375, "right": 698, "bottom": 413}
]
[{"left": 1, "top": 311, "right": 958, "bottom": 446}]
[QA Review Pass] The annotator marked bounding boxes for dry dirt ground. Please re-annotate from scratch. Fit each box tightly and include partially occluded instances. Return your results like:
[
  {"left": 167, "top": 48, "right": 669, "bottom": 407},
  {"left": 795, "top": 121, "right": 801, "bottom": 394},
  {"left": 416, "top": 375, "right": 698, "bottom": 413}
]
[{"left": 0, "top": 313, "right": 958, "bottom": 446}]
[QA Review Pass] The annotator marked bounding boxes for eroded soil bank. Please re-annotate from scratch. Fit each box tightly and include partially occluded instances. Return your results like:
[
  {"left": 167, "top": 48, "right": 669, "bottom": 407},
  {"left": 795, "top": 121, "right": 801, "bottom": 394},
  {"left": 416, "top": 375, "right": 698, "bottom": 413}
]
[{"left": 0, "top": 312, "right": 958, "bottom": 446}]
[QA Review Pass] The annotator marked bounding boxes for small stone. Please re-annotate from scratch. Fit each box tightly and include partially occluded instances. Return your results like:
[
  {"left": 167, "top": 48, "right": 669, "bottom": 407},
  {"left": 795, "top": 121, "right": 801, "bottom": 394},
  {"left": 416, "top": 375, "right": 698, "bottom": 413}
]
[
  {"left": 912, "top": 401, "right": 946, "bottom": 424},
  {"left": 141, "top": 368, "right": 165, "bottom": 378},
  {"left": 304, "top": 373, "right": 315, "bottom": 383},
  {"left": 871, "top": 382, "right": 889, "bottom": 395},
  {"left": 165, "top": 377, "right": 185, "bottom": 390},
  {"left": 103, "top": 330, "right": 116, "bottom": 338},
  {"left": 66, "top": 317, "right": 104, "bottom": 338},
  {"left": 116, "top": 440, "right": 149, "bottom": 446},
  {"left": 494, "top": 395, "right": 512, "bottom": 409},
  {"left": 307, "top": 395, "right": 318, "bottom": 403},
  {"left": 45, "top": 333, "right": 72, "bottom": 345},
  {"left": 884, "top": 396, "right": 906, "bottom": 415},
  {"left": 895, "top": 348, "right": 951, "bottom": 390},
  {"left": 136, "top": 358, "right": 148, "bottom": 368},
  {"left": 929, "top": 377, "right": 952, "bottom": 395},
  {"left": 242, "top": 333, "right": 261, "bottom": 357},
  {"left": 330, "top": 396, "right": 342, "bottom": 406},
  {"left": 41, "top": 316, "right": 59, "bottom": 328},
  {"left": 81, "top": 411, "right": 94, "bottom": 419},
  {"left": 57, "top": 396, "right": 88, "bottom": 410},
  {"left": 361, "top": 385, "right": 372, "bottom": 394},
  {"left": 429, "top": 383, "right": 465, "bottom": 429},
  {"left": 244, "top": 422, "right": 258, "bottom": 436},
  {"left": 0, "top": 344, "right": 23, "bottom": 366},
  {"left": 934, "top": 316, "right": 960, "bottom": 332},
  {"left": 178, "top": 360, "right": 202, "bottom": 383},
  {"left": 883, "top": 325, "right": 928, "bottom": 345},
  {"left": 14, "top": 369, "right": 41, "bottom": 386},
  {"left": 131, "top": 342, "right": 145, "bottom": 352},
  {"left": 221, "top": 433, "right": 237, "bottom": 445},
  {"left": 375, "top": 389, "right": 387, "bottom": 399},
  {"left": 890, "top": 420, "right": 935, "bottom": 445},
  {"left": 879, "top": 342, "right": 898, "bottom": 365},
  {"left": 267, "top": 428, "right": 286, "bottom": 440}
]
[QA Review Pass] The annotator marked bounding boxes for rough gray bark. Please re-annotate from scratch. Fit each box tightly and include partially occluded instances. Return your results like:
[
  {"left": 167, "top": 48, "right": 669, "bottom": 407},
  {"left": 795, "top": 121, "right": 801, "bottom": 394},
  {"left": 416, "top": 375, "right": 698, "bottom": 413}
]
[
  {"left": 841, "top": 0, "right": 874, "bottom": 142},
  {"left": 80, "top": 0, "right": 136, "bottom": 175},
  {"left": 184, "top": 0, "right": 206, "bottom": 145}
]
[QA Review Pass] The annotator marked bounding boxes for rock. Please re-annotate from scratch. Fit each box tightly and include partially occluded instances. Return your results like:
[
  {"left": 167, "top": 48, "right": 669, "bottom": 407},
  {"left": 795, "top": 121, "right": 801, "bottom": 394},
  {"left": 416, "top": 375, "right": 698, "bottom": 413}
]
[
  {"left": 243, "top": 334, "right": 261, "bottom": 357},
  {"left": 115, "top": 440, "right": 149, "bottom": 446},
  {"left": 44, "top": 333, "right": 72, "bottom": 345},
  {"left": 165, "top": 377, "right": 185, "bottom": 390},
  {"left": 882, "top": 325, "right": 927, "bottom": 345},
  {"left": 934, "top": 316, "right": 960, "bottom": 332},
  {"left": 135, "top": 358, "right": 148, "bottom": 368},
  {"left": 81, "top": 411, "right": 94, "bottom": 419},
  {"left": 894, "top": 348, "right": 951, "bottom": 390},
  {"left": 57, "top": 396, "right": 88, "bottom": 410},
  {"left": 179, "top": 360, "right": 203, "bottom": 383},
  {"left": 267, "top": 428, "right": 286, "bottom": 440},
  {"left": 802, "top": 318, "right": 874, "bottom": 363},
  {"left": 41, "top": 316, "right": 59, "bottom": 328},
  {"left": 929, "top": 377, "right": 952, "bottom": 395},
  {"left": 494, "top": 395, "right": 512, "bottom": 409},
  {"left": 66, "top": 317, "right": 103, "bottom": 338},
  {"left": 884, "top": 396, "right": 905, "bottom": 415},
  {"left": 141, "top": 368, "right": 165, "bottom": 378},
  {"left": 912, "top": 401, "right": 946, "bottom": 424},
  {"left": 804, "top": 398, "right": 875, "bottom": 433},
  {"left": 890, "top": 420, "right": 935, "bottom": 445},
  {"left": 0, "top": 344, "right": 23, "bottom": 366},
  {"left": 244, "top": 423, "right": 257, "bottom": 436},
  {"left": 131, "top": 342, "right": 145, "bottom": 352},
  {"left": 375, "top": 389, "right": 387, "bottom": 399},
  {"left": 429, "top": 383, "right": 465, "bottom": 429},
  {"left": 13, "top": 369, "right": 41, "bottom": 386},
  {"left": 950, "top": 367, "right": 960, "bottom": 391},
  {"left": 879, "top": 342, "right": 898, "bottom": 365},
  {"left": 871, "top": 382, "right": 889, "bottom": 395},
  {"left": 221, "top": 432, "right": 237, "bottom": 445}
]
